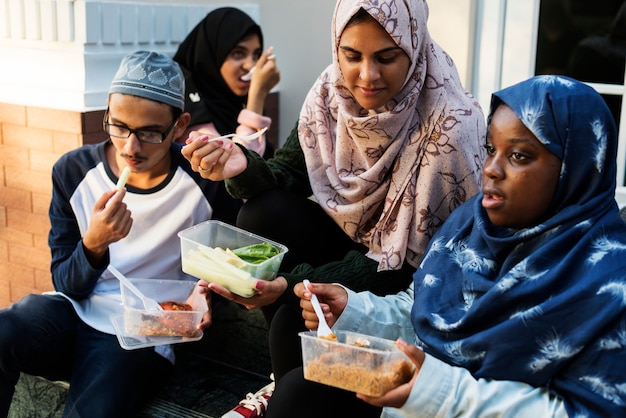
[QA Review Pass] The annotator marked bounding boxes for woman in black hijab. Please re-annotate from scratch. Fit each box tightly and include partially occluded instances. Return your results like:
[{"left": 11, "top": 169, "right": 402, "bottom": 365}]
[{"left": 174, "top": 7, "right": 279, "bottom": 158}]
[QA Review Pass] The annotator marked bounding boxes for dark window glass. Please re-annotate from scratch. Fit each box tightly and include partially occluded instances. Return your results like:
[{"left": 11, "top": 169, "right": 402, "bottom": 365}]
[{"left": 536, "top": 0, "right": 626, "bottom": 126}]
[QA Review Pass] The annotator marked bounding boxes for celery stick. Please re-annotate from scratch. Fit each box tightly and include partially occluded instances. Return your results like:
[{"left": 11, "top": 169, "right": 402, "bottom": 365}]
[
  {"left": 182, "top": 247, "right": 257, "bottom": 297},
  {"left": 183, "top": 258, "right": 256, "bottom": 297}
]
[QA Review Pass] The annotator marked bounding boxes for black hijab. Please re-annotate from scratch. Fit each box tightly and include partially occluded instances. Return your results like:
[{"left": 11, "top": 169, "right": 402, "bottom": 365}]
[{"left": 173, "top": 8, "right": 263, "bottom": 133}]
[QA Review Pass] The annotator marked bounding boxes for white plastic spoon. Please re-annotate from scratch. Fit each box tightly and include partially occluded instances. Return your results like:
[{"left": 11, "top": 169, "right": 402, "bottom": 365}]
[
  {"left": 241, "top": 54, "right": 276, "bottom": 82},
  {"left": 108, "top": 265, "right": 163, "bottom": 312},
  {"left": 303, "top": 279, "right": 334, "bottom": 338}
]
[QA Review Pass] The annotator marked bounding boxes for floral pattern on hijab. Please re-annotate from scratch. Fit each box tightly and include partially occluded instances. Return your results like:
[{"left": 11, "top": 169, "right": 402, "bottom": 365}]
[
  {"left": 412, "top": 75, "right": 626, "bottom": 417},
  {"left": 298, "top": 0, "right": 485, "bottom": 270},
  {"left": 173, "top": 7, "right": 262, "bottom": 133}
]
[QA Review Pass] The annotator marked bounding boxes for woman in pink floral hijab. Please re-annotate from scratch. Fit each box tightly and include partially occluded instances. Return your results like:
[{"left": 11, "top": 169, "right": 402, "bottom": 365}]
[{"left": 299, "top": 0, "right": 486, "bottom": 273}]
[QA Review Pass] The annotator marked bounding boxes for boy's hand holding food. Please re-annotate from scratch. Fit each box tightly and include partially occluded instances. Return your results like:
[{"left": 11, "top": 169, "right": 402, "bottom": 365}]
[{"left": 82, "top": 189, "right": 132, "bottom": 263}]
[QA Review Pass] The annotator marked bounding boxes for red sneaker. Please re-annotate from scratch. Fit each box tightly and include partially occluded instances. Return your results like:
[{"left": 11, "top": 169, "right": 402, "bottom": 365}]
[{"left": 221, "top": 375, "right": 274, "bottom": 418}]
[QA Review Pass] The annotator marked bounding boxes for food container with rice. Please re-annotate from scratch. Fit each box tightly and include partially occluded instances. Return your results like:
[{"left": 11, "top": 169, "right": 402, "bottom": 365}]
[
  {"left": 178, "top": 220, "right": 288, "bottom": 297},
  {"left": 299, "top": 330, "right": 415, "bottom": 397},
  {"left": 110, "top": 278, "right": 207, "bottom": 350}
]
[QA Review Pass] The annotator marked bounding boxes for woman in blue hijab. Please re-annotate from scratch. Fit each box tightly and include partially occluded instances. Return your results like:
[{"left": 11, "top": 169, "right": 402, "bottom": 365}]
[{"left": 291, "top": 75, "right": 626, "bottom": 417}]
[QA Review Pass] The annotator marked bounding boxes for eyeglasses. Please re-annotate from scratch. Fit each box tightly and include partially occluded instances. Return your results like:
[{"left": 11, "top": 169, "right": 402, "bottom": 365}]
[{"left": 102, "top": 108, "right": 178, "bottom": 144}]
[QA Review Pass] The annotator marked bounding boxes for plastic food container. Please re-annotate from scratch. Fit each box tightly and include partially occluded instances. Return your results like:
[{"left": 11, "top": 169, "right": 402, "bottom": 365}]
[
  {"left": 299, "top": 330, "right": 415, "bottom": 397},
  {"left": 178, "top": 220, "right": 288, "bottom": 297},
  {"left": 113, "top": 278, "right": 207, "bottom": 349}
]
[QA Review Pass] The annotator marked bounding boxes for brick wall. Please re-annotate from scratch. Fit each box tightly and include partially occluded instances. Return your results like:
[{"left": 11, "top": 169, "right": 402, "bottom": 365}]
[{"left": 0, "top": 103, "right": 106, "bottom": 308}]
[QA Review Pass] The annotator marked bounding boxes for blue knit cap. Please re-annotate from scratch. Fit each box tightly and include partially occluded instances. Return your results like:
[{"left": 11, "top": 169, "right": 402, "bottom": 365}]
[{"left": 109, "top": 50, "right": 185, "bottom": 110}]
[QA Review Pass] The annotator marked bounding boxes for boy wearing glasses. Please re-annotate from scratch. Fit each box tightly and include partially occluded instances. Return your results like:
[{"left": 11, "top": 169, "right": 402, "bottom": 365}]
[{"left": 0, "top": 51, "right": 242, "bottom": 418}]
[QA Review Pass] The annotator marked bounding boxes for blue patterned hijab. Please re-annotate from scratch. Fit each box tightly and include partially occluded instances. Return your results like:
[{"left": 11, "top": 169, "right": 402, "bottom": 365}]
[{"left": 411, "top": 75, "right": 626, "bottom": 417}]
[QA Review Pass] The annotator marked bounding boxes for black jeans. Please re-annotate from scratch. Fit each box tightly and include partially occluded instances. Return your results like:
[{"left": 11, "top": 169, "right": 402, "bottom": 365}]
[
  {"left": 0, "top": 294, "right": 173, "bottom": 418},
  {"left": 265, "top": 305, "right": 382, "bottom": 418}
]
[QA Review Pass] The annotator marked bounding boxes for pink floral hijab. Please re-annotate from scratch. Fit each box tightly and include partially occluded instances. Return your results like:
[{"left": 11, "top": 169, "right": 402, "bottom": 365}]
[{"left": 298, "top": 0, "right": 486, "bottom": 270}]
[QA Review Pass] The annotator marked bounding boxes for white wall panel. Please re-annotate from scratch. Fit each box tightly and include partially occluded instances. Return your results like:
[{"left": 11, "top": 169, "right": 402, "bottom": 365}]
[
  {"left": 8, "top": 0, "right": 25, "bottom": 39},
  {"left": 120, "top": 3, "right": 137, "bottom": 44},
  {"left": 55, "top": 0, "right": 72, "bottom": 42},
  {"left": 101, "top": 3, "right": 119, "bottom": 45},
  {"left": 40, "top": 0, "right": 57, "bottom": 41},
  {"left": 0, "top": 0, "right": 9, "bottom": 38},
  {"left": 24, "top": 0, "right": 41, "bottom": 40},
  {"left": 169, "top": 6, "right": 186, "bottom": 43},
  {"left": 136, "top": 4, "right": 152, "bottom": 44},
  {"left": 153, "top": 5, "right": 171, "bottom": 44}
]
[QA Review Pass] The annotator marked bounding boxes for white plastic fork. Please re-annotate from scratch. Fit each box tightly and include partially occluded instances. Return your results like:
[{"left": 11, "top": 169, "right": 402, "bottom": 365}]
[
  {"left": 207, "top": 126, "right": 268, "bottom": 143},
  {"left": 303, "top": 279, "right": 334, "bottom": 338}
]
